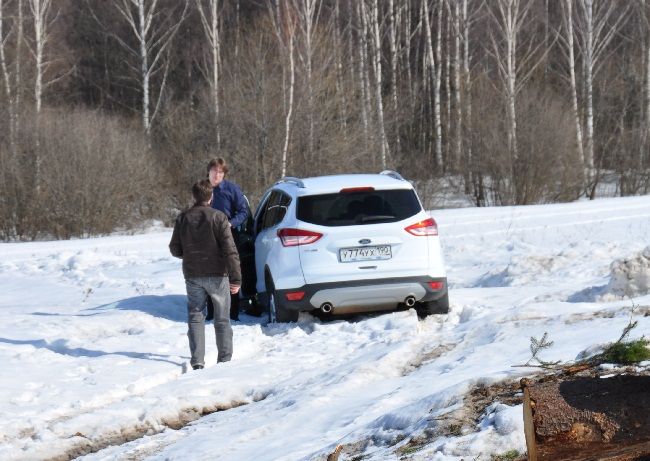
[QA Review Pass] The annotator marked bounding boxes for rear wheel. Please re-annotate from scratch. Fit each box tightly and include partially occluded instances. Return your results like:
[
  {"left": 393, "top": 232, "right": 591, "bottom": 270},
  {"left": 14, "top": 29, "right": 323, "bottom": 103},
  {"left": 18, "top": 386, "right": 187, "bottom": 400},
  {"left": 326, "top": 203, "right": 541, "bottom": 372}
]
[
  {"left": 266, "top": 276, "right": 299, "bottom": 323},
  {"left": 416, "top": 293, "right": 449, "bottom": 318}
]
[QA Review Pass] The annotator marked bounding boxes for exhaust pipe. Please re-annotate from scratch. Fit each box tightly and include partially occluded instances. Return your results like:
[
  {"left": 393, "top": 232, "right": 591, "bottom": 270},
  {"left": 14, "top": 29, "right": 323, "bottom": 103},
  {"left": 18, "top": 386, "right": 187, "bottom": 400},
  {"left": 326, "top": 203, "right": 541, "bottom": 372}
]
[
  {"left": 404, "top": 296, "right": 416, "bottom": 307},
  {"left": 320, "top": 302, "right": 333, "bottom": 314}
]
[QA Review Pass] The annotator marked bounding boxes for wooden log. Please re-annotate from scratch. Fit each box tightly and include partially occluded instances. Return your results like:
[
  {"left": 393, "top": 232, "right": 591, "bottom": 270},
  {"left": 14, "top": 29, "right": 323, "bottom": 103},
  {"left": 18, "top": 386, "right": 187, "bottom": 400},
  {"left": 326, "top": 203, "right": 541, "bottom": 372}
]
[{"left": 521, "top": 375, "right": 650, "bottom": 461}]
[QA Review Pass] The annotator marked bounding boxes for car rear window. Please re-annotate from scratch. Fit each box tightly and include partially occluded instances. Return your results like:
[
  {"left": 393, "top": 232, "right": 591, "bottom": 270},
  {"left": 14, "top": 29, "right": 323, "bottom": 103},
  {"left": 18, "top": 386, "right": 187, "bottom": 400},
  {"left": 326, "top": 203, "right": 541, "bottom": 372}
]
[{"left": 296, "top": 189, "right": 422, "bottom": 226}]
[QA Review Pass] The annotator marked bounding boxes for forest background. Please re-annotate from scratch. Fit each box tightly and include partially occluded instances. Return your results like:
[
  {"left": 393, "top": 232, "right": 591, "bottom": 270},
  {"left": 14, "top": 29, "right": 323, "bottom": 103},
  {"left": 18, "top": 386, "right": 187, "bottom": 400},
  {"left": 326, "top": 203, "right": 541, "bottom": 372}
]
[{"left": 1, "top": 0, "right": 649, "bottom": 240}]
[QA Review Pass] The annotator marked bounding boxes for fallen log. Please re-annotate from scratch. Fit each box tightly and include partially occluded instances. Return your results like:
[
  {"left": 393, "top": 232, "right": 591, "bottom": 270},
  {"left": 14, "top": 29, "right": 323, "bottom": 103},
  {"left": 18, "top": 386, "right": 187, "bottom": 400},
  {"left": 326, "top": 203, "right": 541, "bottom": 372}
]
[{"left": 522, "top": 375, "right": 650, "bottom": 461}]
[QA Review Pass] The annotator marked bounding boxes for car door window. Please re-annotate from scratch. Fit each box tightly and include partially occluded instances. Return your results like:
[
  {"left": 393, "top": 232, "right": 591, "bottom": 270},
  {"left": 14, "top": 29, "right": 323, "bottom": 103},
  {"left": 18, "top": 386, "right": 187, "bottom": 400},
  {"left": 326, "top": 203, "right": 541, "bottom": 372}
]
[
  {"left": 262, "top": 191, "right": 282, "bottom": 230},
  {"left": 262, "top": 191, "right": 292, "bottom": 230},
  {"left": 275, "top": 192, "right": 292, "bottom": 225}
]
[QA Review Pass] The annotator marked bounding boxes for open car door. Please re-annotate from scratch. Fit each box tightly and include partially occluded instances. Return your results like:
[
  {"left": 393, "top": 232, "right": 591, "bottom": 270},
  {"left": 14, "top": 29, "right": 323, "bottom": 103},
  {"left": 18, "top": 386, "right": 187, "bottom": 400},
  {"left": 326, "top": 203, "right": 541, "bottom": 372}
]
[{"left": 233, "top": 196, "right": 257, "bottom": 299}]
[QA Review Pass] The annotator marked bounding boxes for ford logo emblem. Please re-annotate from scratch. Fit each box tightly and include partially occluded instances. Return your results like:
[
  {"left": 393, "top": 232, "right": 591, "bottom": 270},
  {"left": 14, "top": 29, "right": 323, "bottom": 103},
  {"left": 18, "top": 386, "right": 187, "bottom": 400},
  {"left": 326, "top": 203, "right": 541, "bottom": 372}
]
[{"left": 359, "top": 238, "right": 371, "bottom": 245}]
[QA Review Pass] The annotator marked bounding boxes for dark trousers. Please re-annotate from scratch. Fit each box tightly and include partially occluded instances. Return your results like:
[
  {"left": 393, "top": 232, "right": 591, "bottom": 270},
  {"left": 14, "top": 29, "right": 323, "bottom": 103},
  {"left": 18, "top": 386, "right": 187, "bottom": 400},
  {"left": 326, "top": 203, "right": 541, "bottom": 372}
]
[{"left": 207, "top": 292, "right": 239, "bottom": 321}]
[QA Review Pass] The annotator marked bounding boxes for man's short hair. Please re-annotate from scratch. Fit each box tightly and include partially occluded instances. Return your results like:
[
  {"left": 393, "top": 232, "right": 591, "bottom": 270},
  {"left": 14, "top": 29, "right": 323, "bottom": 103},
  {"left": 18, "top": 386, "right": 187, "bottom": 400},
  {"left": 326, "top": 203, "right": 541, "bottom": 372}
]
[
  {"left": 192, "top": 179, "right": 213, "bottom": 204},
  {"left": 207, "top": 157, "right": 229, "bottom": 175}
]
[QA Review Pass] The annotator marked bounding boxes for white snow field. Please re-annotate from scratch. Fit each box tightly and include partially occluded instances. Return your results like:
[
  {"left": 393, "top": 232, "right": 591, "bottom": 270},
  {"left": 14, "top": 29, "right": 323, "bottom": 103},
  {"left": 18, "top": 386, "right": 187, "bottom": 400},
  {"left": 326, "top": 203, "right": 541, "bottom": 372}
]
[{"left": 1, "top": 195, "right": 649, "bottom": 461}]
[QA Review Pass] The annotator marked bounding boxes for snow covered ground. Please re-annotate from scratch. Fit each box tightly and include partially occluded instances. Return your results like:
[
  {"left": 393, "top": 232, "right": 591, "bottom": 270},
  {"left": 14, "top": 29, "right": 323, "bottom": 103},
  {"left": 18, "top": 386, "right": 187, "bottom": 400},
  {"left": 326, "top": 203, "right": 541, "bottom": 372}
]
[{"left": 2, "top": 195, "right": 650, "bottom": 461}]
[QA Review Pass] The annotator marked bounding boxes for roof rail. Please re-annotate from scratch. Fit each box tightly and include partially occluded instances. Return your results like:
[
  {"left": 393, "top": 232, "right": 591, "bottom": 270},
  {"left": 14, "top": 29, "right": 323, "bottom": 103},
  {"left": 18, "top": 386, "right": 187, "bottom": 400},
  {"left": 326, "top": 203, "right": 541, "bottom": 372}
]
[
  {"left": 275, "top": 176, "right": 306, "bottom": 188},
  {"left": 379, "top": 170, "right": 405, "bottom": 181}
]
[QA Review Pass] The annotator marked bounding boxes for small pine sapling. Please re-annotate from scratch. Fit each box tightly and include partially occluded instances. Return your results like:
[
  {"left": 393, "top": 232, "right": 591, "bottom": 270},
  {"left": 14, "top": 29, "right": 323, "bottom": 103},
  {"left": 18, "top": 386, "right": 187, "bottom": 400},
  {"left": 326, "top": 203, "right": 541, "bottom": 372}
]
[{"left": 524, "top": 332, "right": 561, "bottom": 368}]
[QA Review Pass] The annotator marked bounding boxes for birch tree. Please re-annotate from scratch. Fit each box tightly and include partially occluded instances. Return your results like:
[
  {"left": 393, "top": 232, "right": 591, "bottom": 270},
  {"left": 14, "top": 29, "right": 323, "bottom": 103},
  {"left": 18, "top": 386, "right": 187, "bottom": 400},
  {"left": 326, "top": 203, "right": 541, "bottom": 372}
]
[
  {"left": 422, "top": 0, "right": 442, "bottom": 169},
  {"left": 355, "top": 0, "right": 371, "bottom": 154},
  {"left": 196, "top": 0, "right": 222, "bottom": 148},
  {"left": 451, "top": 0, "right": 462, "bottom": 171},
  {"left": 5, "top": 0, "right": 24, "bottom": 155},
  {"left": 388, "top": 0, "right": 400, "bottom": 157},
  {"left": 292, "top": 0, "right": 322, "bottom": 162},
  {"left": 435, "top": 0, "right": 443, "bottom": 171},
  {"left": 28, "top": 0, "right": 52, "bottom": 114},
  {"left": 436, "top": 0, "right": 446, "bottom": 165},
  {"left": 111, "top": 0, "right": 187, "bottom": 134},
  {"left": 14, "top": 0, "right": 22, "bottom": 130},
  {"left": 644, "top": 0, "right": 650, "bottom": 149},
  {"left": 269, "top": 0, "right": 296, "bottom": 178},
  {"left": 573, "top": 0, "right": 629, "bottom": 196},
  {"left": 368, "top": 0, "right": 389, "bottom": 169},
  {"left": 0, "top": 0, "right": 15, "bottom": 152},
  {"left": 641, "top": 0, "right": 650, "bottom": 157},
  {"left": 559, "top": 0, "right": 585, "bottom": 169},
  {"left": 462, "top": 0, "right": 474, "bottom": 193},
  {"left": 27, "top": 0, "right": 73, "bottom": 189},
  {"left": 486, "top": 0, "right": 549, "bottom": 202},
  {"left": 333, "top": 0, "right": 347, "bottom": 137},
  {"left": 0, "top": 0, "right": 10, "bottom": 102}
]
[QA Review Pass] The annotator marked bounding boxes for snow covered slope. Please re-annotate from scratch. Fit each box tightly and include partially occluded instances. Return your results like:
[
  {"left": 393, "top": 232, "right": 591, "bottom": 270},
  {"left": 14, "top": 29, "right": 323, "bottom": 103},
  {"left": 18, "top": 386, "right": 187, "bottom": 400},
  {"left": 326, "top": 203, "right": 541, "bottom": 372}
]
[{"left": 1, "top": 196, "right": 649, "bottom": 460}]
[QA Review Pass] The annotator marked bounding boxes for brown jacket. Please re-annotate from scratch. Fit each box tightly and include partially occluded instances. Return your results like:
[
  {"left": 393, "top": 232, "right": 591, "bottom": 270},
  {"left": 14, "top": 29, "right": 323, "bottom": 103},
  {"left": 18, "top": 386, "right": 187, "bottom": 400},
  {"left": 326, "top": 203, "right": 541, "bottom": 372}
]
[{"left": 169, "top": 205, "right": 241, "bottom": 283}]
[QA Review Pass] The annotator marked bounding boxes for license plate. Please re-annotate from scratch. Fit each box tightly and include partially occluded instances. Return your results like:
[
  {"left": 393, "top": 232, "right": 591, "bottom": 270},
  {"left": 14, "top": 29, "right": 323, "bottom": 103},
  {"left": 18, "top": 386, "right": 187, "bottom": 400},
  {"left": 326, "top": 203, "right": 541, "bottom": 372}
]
[{"left": 339, "top": 245, "right": 392, "bottom": 262}]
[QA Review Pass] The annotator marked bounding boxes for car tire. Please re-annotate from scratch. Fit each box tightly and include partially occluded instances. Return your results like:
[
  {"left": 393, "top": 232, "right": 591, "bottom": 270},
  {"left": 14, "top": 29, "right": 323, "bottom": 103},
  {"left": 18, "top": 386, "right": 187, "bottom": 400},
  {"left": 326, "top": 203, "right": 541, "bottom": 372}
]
[
  {"left": 416, "top": 293, "right": 449, "bottom": 317},
  {"left": 266, "top": 276, "right": 299, "bottom": 323}
]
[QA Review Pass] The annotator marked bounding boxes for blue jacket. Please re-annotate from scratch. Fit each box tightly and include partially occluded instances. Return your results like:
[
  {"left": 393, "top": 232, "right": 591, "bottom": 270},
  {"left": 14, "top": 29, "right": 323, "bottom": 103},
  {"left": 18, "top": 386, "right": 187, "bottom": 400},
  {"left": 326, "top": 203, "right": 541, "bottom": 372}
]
[{"left": 211, "top": 179, "right": 248, "bottom": 228}]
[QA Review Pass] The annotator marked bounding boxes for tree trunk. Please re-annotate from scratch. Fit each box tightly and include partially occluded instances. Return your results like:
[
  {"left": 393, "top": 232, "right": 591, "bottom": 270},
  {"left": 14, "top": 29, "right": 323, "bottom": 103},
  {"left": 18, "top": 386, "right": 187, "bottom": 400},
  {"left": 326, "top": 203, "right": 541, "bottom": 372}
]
[
  {"left": 282, "top": 19, "right": 296, "bottom": 177},
  {"left": 463, "top": 0, "right": 473, "bottom": 194},
  {"left": 423, "top": 0, "right": 442, "bottom": 170},
  {"left": 333, "top": 0, "right": 347, "bottom": 138},
  {"left": 388, "top": 0, "right": 400, "bottom": 157},
  {"left": 403, "top": 0, "right": 413, "bottom": 116},
  {"left": 356, "top": 0, "right": 370, "bottom": 155},
  {"left": 562, "top": 0, "right": 586, "bottom": 169},
  {"left": 14, "top": 0, "right": 23, "bottom": 148},
  {"left": 522, "top": 375, "right": 650, "bottom": 461},
  {"left": 300, "top": 0, "right": 316, "bottom": 163},
  {"left": 644, "top": 0, "right": 650, "bottom": 158},
  {"left": 370, "top": 0, "right": 389, "bottom": 169},
  {"left": 453, "top": 0, "right": 462, "bottom": 172},
  {"left": 197, "top": 0, "right": 221, "bottom": 148},
  {"left": 583, "top": 0, "right": 595, "bottom": 179},
  {"left": 30, "top": 0, "right": 50, "bottom": 115},
  {"left": 0, "top": 0, "right": 15, "bottom": 155},
  {"left": 211, "top": 0, "right": 221, "bottom": 149},
  {"left": 505, "top": 0, "right": 518, "bottom": 166},
  {"left": 29, "top": 0, "right": 52, "bottom": 193},
  {"left": 436, "top": 0, "right": 444, "bottom": 172}
]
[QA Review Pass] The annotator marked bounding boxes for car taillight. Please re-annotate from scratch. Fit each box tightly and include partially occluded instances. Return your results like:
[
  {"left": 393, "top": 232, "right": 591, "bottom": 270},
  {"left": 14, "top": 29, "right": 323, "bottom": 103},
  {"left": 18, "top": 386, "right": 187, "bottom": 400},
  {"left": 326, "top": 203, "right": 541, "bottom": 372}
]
[
  {"left": 428, "top": 281, "right": 444, "bottom": 290},
  {"left": 285, "top": 291, "right": 306, "bottom": 301},
  {"left": 278, "top": 228, "right": 323, "bottom": 247},
  {"left": 405, "top": 217, "right": 438, "bottom": 236}
]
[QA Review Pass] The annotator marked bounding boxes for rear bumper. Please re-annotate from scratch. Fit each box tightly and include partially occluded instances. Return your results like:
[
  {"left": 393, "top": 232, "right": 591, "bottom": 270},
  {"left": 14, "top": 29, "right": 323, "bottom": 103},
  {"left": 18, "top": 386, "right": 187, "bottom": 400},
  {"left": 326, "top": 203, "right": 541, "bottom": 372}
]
[{"left": 274, "top": 276, "right": 447, "bottom": 314}]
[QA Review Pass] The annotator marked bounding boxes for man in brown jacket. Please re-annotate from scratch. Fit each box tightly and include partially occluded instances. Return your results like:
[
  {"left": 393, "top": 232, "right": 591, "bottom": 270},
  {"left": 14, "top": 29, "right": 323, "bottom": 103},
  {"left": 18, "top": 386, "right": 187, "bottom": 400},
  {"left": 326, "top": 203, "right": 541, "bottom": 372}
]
[{"left": 169, "top": 179, "right": 241, "bottom": 370}]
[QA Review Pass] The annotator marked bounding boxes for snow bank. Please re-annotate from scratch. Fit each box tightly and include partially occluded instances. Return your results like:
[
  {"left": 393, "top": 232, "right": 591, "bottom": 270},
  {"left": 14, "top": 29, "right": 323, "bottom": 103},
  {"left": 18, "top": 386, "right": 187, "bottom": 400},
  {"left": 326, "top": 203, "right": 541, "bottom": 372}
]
[{"left": 605, "top": 247, "right": 650, "bottom": 298}]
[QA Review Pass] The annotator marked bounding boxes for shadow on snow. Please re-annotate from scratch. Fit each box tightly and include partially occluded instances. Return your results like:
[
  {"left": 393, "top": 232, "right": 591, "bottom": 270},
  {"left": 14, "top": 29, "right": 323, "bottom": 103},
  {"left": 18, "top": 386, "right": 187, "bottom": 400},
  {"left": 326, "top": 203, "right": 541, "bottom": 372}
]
[
  {"left": 32, "top": 295, "right": 188, "bottom": 322},
  {"left": 0, "top": 337, "right": 187, "bottom": 365}
]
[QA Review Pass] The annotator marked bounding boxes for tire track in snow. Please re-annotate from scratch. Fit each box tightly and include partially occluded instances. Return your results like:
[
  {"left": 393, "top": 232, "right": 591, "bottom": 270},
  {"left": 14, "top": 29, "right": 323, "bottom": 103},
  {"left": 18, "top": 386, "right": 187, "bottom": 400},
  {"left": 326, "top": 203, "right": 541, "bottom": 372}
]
[
  {"left": 44, "top": 398, "right": 259, "bottom": 461},
  {"left": 7, "top": 314, "right": 425, "bottom": 460},
  {"left": 47, "top": 314, "right": 463, "bottom": 461}
]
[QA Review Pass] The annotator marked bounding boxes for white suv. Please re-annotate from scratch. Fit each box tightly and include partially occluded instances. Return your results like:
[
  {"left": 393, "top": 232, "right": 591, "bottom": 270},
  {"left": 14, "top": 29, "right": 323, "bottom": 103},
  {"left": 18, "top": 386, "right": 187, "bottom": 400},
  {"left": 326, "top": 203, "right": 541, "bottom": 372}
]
[{"left": 250, "top": 171, "right": 448, "bottom": 322}]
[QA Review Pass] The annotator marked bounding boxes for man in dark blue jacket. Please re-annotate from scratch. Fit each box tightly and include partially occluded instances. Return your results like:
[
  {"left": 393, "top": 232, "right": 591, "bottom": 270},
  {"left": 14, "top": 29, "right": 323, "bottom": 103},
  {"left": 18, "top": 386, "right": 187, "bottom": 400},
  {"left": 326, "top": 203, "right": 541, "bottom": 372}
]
[{"left": 206, "top": 158, "right": 249, "bottom": 320}]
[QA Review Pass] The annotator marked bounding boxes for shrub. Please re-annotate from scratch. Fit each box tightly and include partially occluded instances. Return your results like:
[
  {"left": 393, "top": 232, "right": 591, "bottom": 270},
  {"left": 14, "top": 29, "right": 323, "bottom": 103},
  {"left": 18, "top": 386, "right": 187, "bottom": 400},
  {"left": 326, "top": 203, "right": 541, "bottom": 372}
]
[
  {"left": 601, "top": 339, "right": 650, "bottom": 365},
  {"left": 0, "top": 108, "right": 162, "bottom": 240}
]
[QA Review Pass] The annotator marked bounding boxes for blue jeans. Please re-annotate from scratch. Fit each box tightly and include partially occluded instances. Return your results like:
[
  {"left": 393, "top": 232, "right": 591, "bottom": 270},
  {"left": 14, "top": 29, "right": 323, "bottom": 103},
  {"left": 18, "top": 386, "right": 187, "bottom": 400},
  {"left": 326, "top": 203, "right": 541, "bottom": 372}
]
[{"left": 185, "top": 276, "right": 232, "bottom": 367}]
